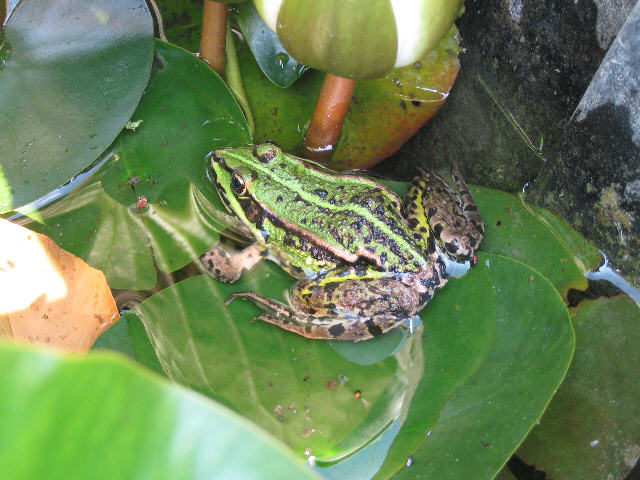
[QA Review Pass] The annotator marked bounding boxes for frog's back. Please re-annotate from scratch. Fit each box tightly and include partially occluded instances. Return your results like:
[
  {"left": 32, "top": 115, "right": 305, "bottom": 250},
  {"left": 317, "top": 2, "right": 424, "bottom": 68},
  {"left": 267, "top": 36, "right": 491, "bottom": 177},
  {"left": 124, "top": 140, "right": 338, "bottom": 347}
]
[{"left": 254, "top": 158, "right": 430, "bottom": 272}]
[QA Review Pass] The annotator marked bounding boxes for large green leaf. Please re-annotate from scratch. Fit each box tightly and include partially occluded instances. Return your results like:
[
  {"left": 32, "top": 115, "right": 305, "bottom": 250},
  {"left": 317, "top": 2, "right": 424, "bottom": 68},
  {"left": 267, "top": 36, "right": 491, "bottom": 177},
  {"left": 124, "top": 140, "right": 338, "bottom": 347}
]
[
  {"left": 517, "top": 294, "right": 640, "bottom": 479},
  {"left": 0, "top": 342, "right": 319, "bottom": 479},
  {"left": 133, "top": 259, "right": 495, "bottom": 465},
  {"left": 23, "top": 40, "right": 249, "bottom": 289},
  {"left": 0, "top": 0, "right": 154, "bottom": 212},
  {"left": 389, "top": 254, "right": 574, "bottom": 479}
]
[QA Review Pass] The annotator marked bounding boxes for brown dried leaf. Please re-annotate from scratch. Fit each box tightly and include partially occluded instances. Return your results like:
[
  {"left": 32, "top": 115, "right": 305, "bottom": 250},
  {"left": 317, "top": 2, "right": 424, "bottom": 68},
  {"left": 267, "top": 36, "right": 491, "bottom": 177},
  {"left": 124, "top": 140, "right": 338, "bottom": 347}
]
[{"left": 0, "top": 219, "right": 119, "bottom": 352}]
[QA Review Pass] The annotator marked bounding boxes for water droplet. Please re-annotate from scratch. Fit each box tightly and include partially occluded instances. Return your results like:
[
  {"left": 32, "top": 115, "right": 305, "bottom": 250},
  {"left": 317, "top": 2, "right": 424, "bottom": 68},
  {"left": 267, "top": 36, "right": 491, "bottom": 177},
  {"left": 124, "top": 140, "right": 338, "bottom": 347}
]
[{"left": 275, "top": 52, "right": 289, "bottom": 68}]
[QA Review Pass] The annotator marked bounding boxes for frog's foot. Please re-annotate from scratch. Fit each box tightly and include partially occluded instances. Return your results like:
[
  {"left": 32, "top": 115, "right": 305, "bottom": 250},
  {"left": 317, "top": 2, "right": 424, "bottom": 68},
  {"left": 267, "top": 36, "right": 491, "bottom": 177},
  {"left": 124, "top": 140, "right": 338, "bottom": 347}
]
[
  {"left": 226, "top": 292, "right": 403, "bottom": 341},
  {"left": 199, "top": 243, "right": 265, "bottom": 283},
  {"left": 406, "top": 163, "right": 484, "bottom": 262}
]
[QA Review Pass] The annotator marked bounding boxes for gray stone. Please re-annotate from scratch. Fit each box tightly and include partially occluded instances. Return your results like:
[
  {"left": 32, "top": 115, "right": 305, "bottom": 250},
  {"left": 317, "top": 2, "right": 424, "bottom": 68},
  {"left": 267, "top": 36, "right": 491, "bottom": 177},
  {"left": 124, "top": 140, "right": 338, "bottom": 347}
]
[
  {"left": 576, "top": 1, "right": 640, "bottom": 145},
  {"left": 592, "top": 0, "right": 637, "bottom": 48}
]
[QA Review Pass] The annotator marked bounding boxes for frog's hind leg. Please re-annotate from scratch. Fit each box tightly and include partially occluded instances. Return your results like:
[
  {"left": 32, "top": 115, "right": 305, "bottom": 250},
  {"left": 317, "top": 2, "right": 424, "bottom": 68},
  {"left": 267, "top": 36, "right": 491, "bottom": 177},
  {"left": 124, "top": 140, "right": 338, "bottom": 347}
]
[
  {"left": 226, "top": 289, "right": 405, "bottom": 342},
  {"left": 406, "top": 162, "right": 484, "bottom": 261}
]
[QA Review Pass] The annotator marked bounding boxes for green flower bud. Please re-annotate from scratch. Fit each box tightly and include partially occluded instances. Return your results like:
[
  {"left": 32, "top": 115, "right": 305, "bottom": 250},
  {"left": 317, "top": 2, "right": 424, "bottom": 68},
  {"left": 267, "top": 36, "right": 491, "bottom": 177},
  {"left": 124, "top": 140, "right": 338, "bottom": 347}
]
[{"left": 252, "top": 0, "right": 463, "bottom": 79}]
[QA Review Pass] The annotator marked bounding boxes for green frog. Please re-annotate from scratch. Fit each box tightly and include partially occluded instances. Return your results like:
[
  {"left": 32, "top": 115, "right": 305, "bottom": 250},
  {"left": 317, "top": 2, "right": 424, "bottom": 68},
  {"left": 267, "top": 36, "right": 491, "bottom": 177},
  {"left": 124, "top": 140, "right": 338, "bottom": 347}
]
[{"left": 200, "top": 142, "right": 483, "bottom": 341}]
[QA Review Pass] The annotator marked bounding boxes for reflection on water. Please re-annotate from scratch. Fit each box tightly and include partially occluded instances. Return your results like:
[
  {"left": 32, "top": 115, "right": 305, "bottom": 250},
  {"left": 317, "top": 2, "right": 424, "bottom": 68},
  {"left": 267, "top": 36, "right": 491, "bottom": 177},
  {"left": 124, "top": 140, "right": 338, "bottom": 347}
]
[{"left": 317, "top": 419, "right": 400, "bottom": 479}]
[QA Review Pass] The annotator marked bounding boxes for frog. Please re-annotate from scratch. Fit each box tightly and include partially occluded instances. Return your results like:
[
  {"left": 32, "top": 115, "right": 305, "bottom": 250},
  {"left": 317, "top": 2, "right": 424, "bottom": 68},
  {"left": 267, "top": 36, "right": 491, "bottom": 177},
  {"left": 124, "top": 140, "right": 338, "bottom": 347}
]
[{"left": 200, "top": 142, "right": 484, "bottom": 341}]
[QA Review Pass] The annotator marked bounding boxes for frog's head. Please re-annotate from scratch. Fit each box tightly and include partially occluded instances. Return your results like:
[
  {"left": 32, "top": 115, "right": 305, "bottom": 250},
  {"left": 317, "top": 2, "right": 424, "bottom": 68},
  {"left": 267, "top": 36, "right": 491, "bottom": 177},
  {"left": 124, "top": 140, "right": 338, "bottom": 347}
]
[{"left": 209, "top": 142, "right": 288, "bottom": 236}]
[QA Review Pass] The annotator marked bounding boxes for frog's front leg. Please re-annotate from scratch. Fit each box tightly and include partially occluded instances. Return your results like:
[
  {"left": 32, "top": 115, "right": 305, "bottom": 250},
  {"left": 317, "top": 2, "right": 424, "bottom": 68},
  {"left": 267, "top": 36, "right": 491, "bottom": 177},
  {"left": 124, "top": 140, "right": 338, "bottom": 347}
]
[{"left": 199, "top": 243, "right": 265, "bottom": 282}]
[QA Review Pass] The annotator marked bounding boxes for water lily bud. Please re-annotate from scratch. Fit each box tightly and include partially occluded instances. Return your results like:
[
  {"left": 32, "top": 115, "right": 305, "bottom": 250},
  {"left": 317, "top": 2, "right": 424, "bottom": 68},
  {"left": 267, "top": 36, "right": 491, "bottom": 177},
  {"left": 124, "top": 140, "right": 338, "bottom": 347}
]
[{"left": 252, "top": 0, "right": 463, "bottom": 79}]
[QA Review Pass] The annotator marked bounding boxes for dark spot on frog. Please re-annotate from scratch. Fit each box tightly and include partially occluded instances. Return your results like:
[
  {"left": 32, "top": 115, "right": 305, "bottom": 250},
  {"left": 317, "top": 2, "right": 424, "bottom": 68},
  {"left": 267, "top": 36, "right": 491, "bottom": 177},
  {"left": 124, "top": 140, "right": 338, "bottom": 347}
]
[
  {"left": 253, "top": 143, "right": 278, "bottom": 163},
  {"left": 336, "top": 185, "right": 345, "bottom": 191},
  {"left": 433, "top": 223, "right": 444, "bottom": 237},
  {"left": 312, "top": 189, "right": 328, "bottom": 199},
  {"left": 365, "top": 320, "right": 383, "bottom": 337},
  {"left": 329, "top": 324, "right": 346, "bottom": 337},
  {"left": 276, "top": 195, "right": 283, "bottom": 203},
  {"left": 428, "top": 207, "right": 437, "bottom": 217},
  {"left": 412, "top": 100, "right": 421, "bottom": 107},
  {"left": 464, "top": 204, "right": 478, "bottom": 212},
  {"left": 400, "top": 100, "right": 407, "bottom": 111},
  {"left": 279, "top": 163, "right": 287, "bottom": 169},
  {"left": 496, "top": 220, "right": 502, "bottom": 226},
  {"left": 300, "top": 218, "right": 307, "bottom": 224},
  {"left": 427, "top": 236, "right": 436, "bottom": 254}
]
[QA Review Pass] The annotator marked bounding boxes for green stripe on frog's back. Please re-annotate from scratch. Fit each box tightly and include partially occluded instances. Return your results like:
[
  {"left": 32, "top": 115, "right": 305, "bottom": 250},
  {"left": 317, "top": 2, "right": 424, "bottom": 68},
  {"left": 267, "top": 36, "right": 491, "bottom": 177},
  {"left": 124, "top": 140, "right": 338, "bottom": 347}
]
[{"left": 216, "top": 147, "right": 430, "bottom": 272}]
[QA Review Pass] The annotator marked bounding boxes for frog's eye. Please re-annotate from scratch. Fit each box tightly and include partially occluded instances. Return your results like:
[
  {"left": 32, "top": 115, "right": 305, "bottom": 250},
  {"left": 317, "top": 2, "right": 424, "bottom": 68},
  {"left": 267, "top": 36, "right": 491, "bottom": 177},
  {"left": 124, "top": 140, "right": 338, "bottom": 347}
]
[{"left": 230, "top": 171, "right": 248, "bottom": 195}]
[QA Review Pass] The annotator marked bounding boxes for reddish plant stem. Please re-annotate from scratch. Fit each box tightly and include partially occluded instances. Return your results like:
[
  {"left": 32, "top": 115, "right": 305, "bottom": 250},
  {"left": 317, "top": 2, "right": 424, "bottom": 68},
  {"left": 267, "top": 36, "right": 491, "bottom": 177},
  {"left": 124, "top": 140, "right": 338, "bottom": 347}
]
[
  {"left": 200, "top": 0, "right": 227, "bottom": 74},
  {"left": 303, "top": 73, "right": 356, "bottom": 162}
]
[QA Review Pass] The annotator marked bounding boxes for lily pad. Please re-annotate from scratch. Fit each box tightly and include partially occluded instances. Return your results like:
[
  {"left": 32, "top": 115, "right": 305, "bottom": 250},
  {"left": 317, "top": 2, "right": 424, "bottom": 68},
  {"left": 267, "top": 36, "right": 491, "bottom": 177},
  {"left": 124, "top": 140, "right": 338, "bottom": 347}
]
[
  {"left": 133, "top": 258, "right": 495, "bottom": 464},
  {"left": 0, "top": 0, "right": 154, "bottom": 212},
  {"left": 516, "top": 294, "right": 640, "bottom": 479},
  {"left": 22, "top": 40, "right": 249, "bottom": 289},
  {"left": 94, "top": 311, "right": 167, "bottom": 378},
  {"left": 389, "top": 253, "right": 574, "bottom": 480},
  {"left": 0, "top": 342, "right": 320, "bottom": 479},
  {"left": 464, "top": 186, "right": 601, "bottom": 297}
]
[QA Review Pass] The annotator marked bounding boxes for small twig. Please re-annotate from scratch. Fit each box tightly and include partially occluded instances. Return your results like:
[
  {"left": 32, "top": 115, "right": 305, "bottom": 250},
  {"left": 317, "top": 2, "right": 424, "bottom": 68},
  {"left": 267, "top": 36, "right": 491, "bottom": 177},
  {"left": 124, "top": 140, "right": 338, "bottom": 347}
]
[
  {"left": 147, "top": 0, "right": 167, "bottom": 42},
  {"left": 477, "top": 75, "right": 545, "bottom": 161},
  {"left": 200, "top": 0, "right": 227, "bottom": 74},
  {"left": 224, "top": 26, "right": 254, "bottom": 137},
  {"left": 302, "top": 73, "right": 355, "bottom": 162}
]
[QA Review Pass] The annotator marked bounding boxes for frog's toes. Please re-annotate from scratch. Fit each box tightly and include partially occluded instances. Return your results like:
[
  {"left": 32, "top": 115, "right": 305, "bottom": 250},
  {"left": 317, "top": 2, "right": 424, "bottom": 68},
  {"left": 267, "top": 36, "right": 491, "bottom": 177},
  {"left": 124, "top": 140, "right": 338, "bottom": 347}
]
[{"left": 200, "top": 243, "right": 265, "bottom": 283}]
